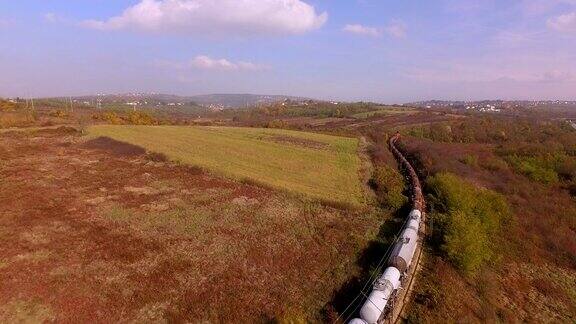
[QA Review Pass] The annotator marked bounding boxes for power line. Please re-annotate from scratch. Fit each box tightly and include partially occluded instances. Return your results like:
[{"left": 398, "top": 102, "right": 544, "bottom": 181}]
[
  {"left": 333, "top": 215, "right": 410, "bottom": 323},
  {"left": 336, "top": 137, "right": 423, "bottom": 324}
]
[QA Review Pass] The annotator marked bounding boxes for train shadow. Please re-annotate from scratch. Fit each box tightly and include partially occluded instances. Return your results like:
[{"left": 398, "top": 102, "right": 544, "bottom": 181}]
[{"left": 323, "top": 202, "right": 413, "bottom": 322}]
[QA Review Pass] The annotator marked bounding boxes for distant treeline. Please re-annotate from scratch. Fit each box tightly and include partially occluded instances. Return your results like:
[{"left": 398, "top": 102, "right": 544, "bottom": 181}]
[{"left": 221, "top": 101, "right": 400, "bottom": 120}]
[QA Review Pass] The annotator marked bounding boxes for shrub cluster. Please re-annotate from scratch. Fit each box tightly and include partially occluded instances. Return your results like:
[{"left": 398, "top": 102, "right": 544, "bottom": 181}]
[
  {"left": 504, "top": 155, "right": 561, "bottom": 184},
  {"left": 92, "top": 110, "right": 158, "bottom": 125},
  {"left": 49, "top": 110, "right": 69, "bottom": 118},
  {"left": 427, "top": 172, "right": 511, "bottom": 275},
  {"left": 371, "top": 165, "right": 407, "bottom": 209},
  {"left": 0, "top": 100, "right": 18, "bottom": 111},
  {"left": 0, "top": 112, "right": 36, "bottom": 128},
  {"left": 267, "top": 119, "right": 287, "bottom": 129},
  {"left": 408, "top": 117, "right": 576, "bottom": 188},
  {"left": 460, "top": 154, "right": 478, "bottom": 167},
  {"left": 127, "top": 111, "right": 156, "bottom": 125}
]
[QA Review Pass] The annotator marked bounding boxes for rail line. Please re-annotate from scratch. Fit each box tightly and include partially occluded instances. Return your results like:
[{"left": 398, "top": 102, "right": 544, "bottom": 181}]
[{"left": 349, "top": 133, "right": 426, "bottom": 324}]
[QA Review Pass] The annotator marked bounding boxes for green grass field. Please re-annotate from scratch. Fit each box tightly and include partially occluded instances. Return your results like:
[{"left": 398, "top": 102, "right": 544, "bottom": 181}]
[
  {"left": 352, "top": 107, "right": 416, "bottom": 119},
  {"left": 88, "top": 125, "right": 366, "bottom": 205}
]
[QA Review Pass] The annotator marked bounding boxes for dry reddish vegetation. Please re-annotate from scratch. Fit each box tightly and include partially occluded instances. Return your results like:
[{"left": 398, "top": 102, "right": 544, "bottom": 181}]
[
  {"left": 398, "top": 120, "right": 576, "bottom": 322},
  {"left": 0, "top": 128, "right": 381, "bottom": 323},
  {"left": 4, "top": 105, "right": 574, "bottom": 322}
]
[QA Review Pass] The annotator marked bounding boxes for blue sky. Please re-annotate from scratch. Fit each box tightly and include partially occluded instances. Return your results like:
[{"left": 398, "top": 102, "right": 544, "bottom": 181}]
[{"left": 0, "top": 0, "right": 575, "bottom": 103}]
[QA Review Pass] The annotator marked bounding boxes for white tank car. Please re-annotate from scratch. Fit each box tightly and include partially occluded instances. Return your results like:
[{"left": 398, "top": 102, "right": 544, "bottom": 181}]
[
  {"left": 351, "top": 267, "right": 402, "bottom": 324},
  {"left": 409, "top": 209, "right": 421, "bottom": 222},
  {"left": 405, "top": 218, "right": 420, "bottom": 232},
  {"left": 389, "top": 213, "right": 420, "bottom": 273}
]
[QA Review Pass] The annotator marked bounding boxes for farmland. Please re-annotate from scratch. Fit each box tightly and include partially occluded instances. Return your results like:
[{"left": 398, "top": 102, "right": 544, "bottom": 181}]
[
  {"left": 0, "top": 127, "right": 382, "bottom": 322},
  {"left": 88, "top": 125, "right": 367, "bottom": 206}
]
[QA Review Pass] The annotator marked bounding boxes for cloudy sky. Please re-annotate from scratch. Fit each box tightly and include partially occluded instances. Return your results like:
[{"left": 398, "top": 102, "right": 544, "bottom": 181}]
[{"left": 0, "top": 0, "right": 575, "bottom": 102}]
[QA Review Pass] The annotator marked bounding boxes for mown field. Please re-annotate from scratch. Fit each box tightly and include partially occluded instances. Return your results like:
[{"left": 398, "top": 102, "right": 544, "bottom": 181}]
[
  {"left": 88, "top": 125, "right": 366, "bottom": 206},
  {"left": 351, "top": 107, "right": 416, "bottom": 119}
]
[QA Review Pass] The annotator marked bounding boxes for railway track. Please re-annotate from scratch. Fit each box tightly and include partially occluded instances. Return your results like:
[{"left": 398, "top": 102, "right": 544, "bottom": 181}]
[{"left": 349, "top": 133, "right": 426, "bottom": 324}]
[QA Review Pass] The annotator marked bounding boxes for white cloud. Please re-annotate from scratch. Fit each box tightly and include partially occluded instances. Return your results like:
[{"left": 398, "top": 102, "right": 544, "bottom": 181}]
[
  {"left": 343, "top": 24, "right": 381, "bottom": 37},
  {"left": 343, "top": 21, "right": 406, "bottom": 38},
  {"left": 83, "top": 0, "right": 327, "bottom": 36},
  {"left": 190, "top": 55, "right": 265, "bottom": 71},
  {"left": 547, "top": 12, "right": 576, "bottom": 33},
  {"left": 43, "top": 13, "right": 64, "bottom": 23},
  {"left": 522, "top": 0, "right": 576, "bottom": 16},
  {"left": 156, "top": 55, "right": 268, "bottom": 72},
  {"left": 384, "top": 20, "right": 407, "bottom": 38}
]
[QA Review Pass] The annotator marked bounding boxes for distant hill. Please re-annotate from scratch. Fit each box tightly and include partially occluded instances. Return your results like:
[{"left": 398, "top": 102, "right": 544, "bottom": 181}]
[
  {"left": 68, "top": 93, "right": 310, "bottom": 109},
  {"left": 187, "top": 94, "right": 310, "bottom": 108},
  {"left": 409, "top": 99, "right": 576, "bottom": 111}
]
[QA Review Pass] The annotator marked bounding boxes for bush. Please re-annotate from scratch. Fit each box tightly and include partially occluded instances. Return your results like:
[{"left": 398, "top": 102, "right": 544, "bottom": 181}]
[
  {"left": 480, "top": 157, "right": 508, "bottom": 172},
  {"left": 49, "top": 110, "right": 69, "bottom": 118},
  {"left": 427, "top": 172, "right": 510, "bottom": 275},
  {"left": 267, "top": 119, "right": 286, "bottom": 129},
  {"left": 0, "top": 111, "right": 36, "bottom": 128},
  {"left": 371, "top": 165, "right": 407, "bottom": 209},
  {"left": 127, "top": 111, "right": 156, "bottom": 125},
  {"left": 94, "top": 112, "right": 123, "bottom": 125},
  {"left": 274, "top": 311, "right": 308, "bottom": 324},
  {"left": 460, "top": 154, "right": 478, "bottom": 167},
  {"left": 556, "top": 159, "right": 576, "bottom": 181},
  {"left": 0, "top": 100, "right": 18, "bottom": 111},
  {"left": 505, "top": 155, "right": 560, "bottom": 184}
]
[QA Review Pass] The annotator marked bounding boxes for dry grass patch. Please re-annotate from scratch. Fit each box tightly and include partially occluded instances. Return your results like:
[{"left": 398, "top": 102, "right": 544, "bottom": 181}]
[
  {"left": 104, "top": 203, "right": 215, "bottom": 237},
  {"left": 0, "top": 299, "right": 55, "bottom": 323}
]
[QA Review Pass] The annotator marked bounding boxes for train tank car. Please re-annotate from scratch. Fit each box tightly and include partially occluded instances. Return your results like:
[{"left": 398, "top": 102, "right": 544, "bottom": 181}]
[
  {"left": 408, "top": 209, "right": 422, "bottom": 222},
  {"left": 357, "top": 267, "right": 402, "bottom": 324},
  {"left": 349, "top": 133, "right": 425, "bottom": 324},
  {"left": 388, "top": 214, "right": 420, "bottom": 273}
]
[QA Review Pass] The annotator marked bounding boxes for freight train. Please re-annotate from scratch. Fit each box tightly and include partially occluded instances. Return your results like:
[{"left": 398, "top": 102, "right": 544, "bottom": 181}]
[{"left": 349, "top": 133, "right": 425, "bottom": 324}]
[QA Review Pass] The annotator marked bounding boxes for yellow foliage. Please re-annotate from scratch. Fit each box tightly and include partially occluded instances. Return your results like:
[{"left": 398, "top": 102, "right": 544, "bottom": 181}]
[{"left": 127, "top": 111, "right": 156, "bottom": 125}]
